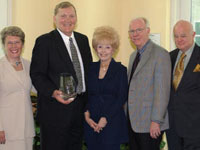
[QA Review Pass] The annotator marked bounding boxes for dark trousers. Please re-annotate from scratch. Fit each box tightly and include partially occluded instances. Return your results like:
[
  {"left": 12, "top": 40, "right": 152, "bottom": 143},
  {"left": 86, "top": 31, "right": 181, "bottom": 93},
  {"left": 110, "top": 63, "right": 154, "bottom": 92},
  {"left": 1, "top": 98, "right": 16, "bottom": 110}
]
[
  {"left": 166, "top": 129, "right": 200, "bottom": 150},
  {"left": 40, "top": 97, "right": 84, "bottom": 150},
  {"left": 128, "top": 121, "right": 163, "bottom": 150},
  {"left": 40, "top": 123, "right": 82, "bottom": 150}
]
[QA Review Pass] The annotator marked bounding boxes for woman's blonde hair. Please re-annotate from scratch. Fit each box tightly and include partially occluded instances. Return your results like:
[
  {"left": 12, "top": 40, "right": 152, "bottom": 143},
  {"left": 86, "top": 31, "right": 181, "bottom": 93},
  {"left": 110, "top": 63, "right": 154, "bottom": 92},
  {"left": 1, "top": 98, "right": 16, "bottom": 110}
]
[{"left": 92, "top": 26, "right": 120, "bottom": 50}]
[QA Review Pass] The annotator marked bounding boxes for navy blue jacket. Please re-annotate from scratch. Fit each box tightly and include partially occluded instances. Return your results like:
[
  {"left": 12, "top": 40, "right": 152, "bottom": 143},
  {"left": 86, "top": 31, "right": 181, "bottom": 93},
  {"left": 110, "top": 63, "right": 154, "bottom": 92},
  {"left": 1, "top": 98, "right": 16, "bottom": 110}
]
[{"left": 84, "top": 59, "right": 129, "bottom": 144}]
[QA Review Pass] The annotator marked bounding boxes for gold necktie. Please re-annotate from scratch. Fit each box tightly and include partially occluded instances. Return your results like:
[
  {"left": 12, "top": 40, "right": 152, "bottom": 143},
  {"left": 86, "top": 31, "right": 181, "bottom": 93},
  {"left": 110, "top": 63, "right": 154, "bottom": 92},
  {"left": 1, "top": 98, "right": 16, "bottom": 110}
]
[{"left": 173, "top": 53, "right": 186, "bottom": 90}]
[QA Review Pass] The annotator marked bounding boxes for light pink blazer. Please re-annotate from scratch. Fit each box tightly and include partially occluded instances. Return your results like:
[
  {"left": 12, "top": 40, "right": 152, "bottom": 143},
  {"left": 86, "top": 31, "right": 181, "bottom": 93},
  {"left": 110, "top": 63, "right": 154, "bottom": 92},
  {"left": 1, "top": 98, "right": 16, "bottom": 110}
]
[{"left": 0, "top": 56, "right": 35, "bottom": 140}]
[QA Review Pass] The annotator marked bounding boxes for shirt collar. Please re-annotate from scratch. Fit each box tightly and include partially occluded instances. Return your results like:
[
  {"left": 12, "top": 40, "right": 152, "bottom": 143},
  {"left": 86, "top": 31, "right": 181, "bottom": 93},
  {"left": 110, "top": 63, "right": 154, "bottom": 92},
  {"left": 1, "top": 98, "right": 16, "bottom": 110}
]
[
  {"left": 178, "top": 43, "right": 195, "bottom": 57},
  {"left": 137, "top": 39, "right": 150, "bottom": 55},
  {"left": 57, "top": 28, "right": 75, "bottom": 44}
]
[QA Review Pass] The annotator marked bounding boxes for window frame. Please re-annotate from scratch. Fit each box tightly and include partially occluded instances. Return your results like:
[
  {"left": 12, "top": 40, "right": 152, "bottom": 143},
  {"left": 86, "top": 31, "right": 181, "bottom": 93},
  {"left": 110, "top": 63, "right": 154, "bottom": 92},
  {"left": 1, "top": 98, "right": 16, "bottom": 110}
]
[{"left": 170, "top": 0, "right": 191, "bottom": 50}]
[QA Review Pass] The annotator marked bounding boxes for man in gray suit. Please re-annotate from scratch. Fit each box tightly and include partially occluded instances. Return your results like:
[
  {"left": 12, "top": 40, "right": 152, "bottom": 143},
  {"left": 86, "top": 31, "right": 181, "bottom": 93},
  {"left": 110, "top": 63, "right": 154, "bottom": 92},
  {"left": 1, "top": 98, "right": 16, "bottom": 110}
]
[{"left": 127, "top": 17, "right": 171, "bottom": 150}]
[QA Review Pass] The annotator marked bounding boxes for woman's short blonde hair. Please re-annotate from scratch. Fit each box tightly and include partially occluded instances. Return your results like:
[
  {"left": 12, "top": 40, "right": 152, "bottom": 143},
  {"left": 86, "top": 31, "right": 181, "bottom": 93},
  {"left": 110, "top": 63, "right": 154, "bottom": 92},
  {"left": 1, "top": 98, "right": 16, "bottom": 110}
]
[
  {"left": 1, "top": 26, "right": 25, "bottom": 45},
  {"left": 92, "top": 26, "right": 120, "bottom": 50}
]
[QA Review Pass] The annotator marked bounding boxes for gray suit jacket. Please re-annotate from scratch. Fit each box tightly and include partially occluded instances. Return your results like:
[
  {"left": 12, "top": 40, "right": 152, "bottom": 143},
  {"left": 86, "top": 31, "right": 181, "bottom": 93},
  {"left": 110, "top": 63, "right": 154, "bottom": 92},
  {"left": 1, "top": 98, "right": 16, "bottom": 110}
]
[{"left": 128, "top": 40, "right": 171, "bottom": 133}]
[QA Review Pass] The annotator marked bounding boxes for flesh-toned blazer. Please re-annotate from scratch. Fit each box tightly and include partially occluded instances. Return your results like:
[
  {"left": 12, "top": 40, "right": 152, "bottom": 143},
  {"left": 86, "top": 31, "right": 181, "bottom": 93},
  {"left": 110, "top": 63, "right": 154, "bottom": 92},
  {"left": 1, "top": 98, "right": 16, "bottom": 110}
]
[
  {"left": 128, "top": 40, "right": 171, "bottom": 133},
  {"left": 0, "top": 56, "right": 35, "bottom": 140}
]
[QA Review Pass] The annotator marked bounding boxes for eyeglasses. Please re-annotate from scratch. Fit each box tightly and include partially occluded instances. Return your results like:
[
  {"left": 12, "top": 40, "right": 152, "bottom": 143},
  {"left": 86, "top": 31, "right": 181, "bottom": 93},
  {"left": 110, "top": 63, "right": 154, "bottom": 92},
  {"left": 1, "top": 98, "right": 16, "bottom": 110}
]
[
  {"left": 7, "top": 41, "right": 22, "bottom": 46},
  {"left": 128, "top": 28, "right": 145, "bottom": 34}
]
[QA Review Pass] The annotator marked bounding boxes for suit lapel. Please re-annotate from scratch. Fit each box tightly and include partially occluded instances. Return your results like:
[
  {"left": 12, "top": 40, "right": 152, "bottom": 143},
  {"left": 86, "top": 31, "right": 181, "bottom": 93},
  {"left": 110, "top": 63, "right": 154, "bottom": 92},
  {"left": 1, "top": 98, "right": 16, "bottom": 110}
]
[
  {"left": 178, "top": 44, "right": 200, "bottom": 89},
  {"left": 4, "top": 57, "right": 26, "bottom": 88},
  {"left": 170, "top": 50, "right": 179, "bottom": 70},
  {"left": 53, "top": 30, "right": 73, "bottom": 65},
  {"left": 74, "top": 32, "right": 84, "bottom": 59},
  {"left": 128, "top": 52, "right": 136, "bottom": 81},
  {"left": 104, "top": 59, "right": 117, "bottom": 80},
  {"left": 74, "top": 32, "right": 88, "bottom": 70},
  {"left": 91, "top": 59, "right": 119, "bottom": 96},
  {"left": 170, "top": 49, "right": 179, "bottom": 91},
  {"left": 102, "top": 59, "right": 119, "bottom": 91},
  {"left": 53, "top": 30, "right": 77, "bottom": 80},
  {"left": 20, "top": 58, "right": 28, "bottom": 88},
  {"left": 95, "top": 59, "right": 117, "bottom": 84},
  {"left": 133, "top": 41, "right": 152, "bottom": 76}
]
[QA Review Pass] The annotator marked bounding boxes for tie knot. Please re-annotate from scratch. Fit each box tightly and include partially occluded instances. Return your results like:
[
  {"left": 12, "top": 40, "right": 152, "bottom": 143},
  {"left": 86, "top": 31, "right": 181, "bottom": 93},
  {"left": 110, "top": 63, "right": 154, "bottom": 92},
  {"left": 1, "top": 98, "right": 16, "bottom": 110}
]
[
  {"left": 69, "top": 37, "right": 73, "bottom": 42},
  {"left": 180, "top": 52, "right": 186, "bottom": 59},
  {"left": 136, "top": 52, "right": 141, "bottom": 60}
]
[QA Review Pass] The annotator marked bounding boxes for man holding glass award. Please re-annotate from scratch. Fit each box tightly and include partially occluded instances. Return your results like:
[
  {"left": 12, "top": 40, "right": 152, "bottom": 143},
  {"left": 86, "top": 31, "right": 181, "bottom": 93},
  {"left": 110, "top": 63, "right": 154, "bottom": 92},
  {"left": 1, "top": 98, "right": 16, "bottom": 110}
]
[{"left": 30, "top": 1, "right": 92, "bottom": 150}]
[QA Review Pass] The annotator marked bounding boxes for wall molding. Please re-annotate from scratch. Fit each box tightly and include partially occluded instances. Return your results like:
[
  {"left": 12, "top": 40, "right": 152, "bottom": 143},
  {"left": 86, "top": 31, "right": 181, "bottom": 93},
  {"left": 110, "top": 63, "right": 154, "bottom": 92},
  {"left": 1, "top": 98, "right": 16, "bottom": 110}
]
[{"left": 0, "top": 0, "right": 12, "bottom": 57}]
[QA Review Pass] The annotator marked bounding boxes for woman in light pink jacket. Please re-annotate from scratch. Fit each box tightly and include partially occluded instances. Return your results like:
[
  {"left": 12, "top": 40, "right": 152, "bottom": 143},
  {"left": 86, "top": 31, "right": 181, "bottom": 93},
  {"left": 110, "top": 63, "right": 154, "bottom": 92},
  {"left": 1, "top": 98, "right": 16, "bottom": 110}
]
[{"left": 0, "top": 26, "right": 35, "bottom": 150}]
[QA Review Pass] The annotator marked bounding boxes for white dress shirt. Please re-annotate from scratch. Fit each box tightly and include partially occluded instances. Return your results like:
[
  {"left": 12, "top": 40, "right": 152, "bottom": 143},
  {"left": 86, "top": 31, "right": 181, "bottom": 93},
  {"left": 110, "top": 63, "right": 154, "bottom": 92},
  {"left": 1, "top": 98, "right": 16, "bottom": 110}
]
[{"left": 57, "top": 29, "right": 86, "bottom": 92}]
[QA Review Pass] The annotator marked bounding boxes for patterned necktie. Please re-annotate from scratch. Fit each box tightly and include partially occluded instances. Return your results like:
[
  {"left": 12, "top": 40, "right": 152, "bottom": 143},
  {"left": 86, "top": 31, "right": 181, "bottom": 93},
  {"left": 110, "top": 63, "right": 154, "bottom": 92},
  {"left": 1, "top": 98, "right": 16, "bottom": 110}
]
[
  {"left": 69, "top": 37, "right": 83, "bottom": 94},
  {"left": 173, "top": 52, "right": 186, "bottom": 90},
  {"left": 129, "top": 52, "right": 140, "bottom": 84}
]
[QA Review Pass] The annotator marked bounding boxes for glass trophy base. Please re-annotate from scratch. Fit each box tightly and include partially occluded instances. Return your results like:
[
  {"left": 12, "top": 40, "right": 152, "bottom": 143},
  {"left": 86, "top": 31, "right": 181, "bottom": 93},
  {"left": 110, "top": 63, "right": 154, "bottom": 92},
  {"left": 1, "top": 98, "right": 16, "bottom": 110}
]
[{"left": 60, "top": 93, "right": 77, "bottom": 101}]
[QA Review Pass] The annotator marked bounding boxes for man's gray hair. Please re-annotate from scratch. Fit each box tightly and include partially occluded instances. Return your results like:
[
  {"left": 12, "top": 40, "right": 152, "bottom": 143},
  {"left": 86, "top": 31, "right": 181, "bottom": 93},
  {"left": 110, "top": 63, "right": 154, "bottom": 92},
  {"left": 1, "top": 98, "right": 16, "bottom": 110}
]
[{"left": 129, "top": 17, "right": 150, "bottom": 28}]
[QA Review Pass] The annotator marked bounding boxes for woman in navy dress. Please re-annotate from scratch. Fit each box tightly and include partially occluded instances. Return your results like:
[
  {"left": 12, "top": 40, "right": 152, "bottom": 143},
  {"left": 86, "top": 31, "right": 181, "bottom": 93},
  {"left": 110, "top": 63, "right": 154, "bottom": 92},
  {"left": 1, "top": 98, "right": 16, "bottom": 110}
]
[{"left": 84, "top": 26, "right": 128, "bottom": 150}]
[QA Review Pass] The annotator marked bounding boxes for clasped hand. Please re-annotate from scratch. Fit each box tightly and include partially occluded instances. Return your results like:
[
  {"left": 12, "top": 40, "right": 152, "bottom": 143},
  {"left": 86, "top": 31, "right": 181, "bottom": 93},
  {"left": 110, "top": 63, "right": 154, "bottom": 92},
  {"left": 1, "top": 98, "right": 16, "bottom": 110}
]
[
  {"left": 86, "top": 117, "right": 107, "bottom": 133},
  {"left": 85, "top": 111, "right": 107, "bottom": 133}
]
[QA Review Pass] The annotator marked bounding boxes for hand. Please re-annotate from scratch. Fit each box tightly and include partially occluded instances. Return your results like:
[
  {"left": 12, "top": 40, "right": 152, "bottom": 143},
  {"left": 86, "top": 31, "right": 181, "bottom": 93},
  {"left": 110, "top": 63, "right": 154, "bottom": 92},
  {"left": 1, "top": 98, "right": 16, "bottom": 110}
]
[
  {"left": 52, "top": 90, "right": 74, "bottom": 105},
  {"left": 150, "top": 122, "right": 161, "bottom": 139},
  {"left": 86, "top": 118, "right": 98, "bottom": 130},
  {"left": 84, "top": 111, "right": 98, "bottom": 130},
  {"left": 0, "top": 131, "right": 6, "bottom": 144},
  {"left": 95, "top": 117, "right": 107, "bottom": 133}
]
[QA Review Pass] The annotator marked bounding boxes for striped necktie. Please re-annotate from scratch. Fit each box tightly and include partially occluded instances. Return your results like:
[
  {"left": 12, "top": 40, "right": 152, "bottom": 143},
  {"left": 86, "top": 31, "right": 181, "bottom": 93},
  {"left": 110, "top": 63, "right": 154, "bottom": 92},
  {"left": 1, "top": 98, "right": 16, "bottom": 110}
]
[{"left": 69, "top": 37, "right": 83, "bottom": 94}]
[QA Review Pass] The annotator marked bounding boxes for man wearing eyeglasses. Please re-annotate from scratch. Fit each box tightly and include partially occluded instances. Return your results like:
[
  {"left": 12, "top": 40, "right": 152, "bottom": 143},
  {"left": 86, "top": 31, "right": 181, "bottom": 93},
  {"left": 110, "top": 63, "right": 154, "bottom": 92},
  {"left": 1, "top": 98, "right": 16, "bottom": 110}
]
[{"left": 127, "top": 17, "right": 171, "bottom": 150}]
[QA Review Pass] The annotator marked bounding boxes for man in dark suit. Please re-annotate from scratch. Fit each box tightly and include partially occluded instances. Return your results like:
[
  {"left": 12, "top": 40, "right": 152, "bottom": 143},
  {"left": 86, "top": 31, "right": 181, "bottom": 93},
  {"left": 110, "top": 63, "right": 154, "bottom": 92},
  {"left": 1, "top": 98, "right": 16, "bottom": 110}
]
[
  {"left": 166, "top": 20, "right": 200, "bottom": 150},
  {"left": 30, "top": 1, "right": 92, "bottom": 150}
]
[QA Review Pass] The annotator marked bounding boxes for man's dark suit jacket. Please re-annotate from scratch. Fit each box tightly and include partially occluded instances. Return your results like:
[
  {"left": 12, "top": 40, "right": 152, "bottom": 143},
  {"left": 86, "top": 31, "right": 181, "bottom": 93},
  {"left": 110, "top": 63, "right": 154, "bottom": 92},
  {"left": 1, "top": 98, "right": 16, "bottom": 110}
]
[
  {"left": 168, "top": 44, "right": 200, "bottom": 138},
  {"left": 30, "top": 29, "right": 92, "bottom": 124}
]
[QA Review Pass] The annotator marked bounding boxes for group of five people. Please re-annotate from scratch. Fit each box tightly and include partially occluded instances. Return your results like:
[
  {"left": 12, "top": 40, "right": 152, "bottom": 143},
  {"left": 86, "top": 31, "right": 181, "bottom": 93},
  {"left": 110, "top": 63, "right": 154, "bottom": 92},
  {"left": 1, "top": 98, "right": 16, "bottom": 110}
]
[{"left": 0, "top": 1, "right": 200, "bottom": 150}]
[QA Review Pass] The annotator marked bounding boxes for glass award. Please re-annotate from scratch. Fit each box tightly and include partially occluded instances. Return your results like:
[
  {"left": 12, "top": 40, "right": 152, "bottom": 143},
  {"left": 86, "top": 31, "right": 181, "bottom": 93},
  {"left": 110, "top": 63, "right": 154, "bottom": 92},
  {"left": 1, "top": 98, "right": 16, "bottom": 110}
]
[{"left": 59, "top": 73, "right": 77, "bottom": 100}]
